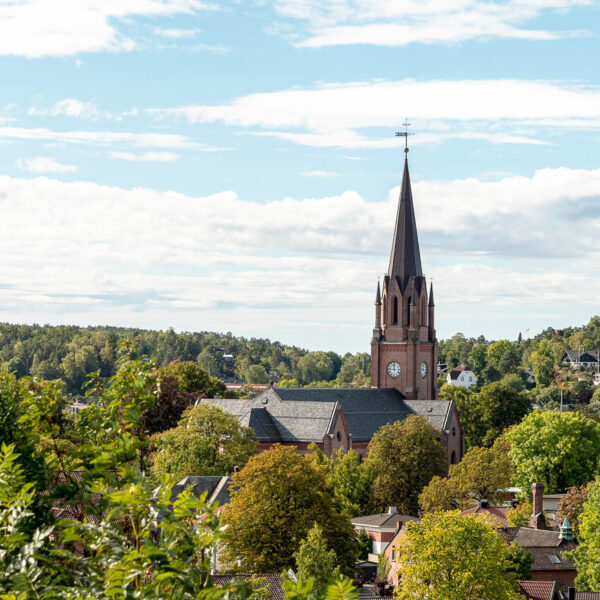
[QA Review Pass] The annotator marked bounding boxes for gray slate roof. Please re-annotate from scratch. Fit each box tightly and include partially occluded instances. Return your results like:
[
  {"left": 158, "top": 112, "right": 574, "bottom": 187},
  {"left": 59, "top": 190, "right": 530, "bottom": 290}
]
[
  {"left": 170, "top": 475, "right": 231, "bottom": 506},
  {"left": 562, "top": 350, "right": 599, "bottom": 363},
  {"left": 203, "top": 388, "right": 454, "bottom": 443},
  {"left": 351, "top": 512, "right": 418, "bottom": 528}
]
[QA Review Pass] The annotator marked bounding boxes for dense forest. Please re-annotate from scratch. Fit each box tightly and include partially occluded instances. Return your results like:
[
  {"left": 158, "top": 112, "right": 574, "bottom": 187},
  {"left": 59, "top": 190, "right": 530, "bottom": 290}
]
[{"left": 0, "top": 315, "right": 599, "bottom": 399}]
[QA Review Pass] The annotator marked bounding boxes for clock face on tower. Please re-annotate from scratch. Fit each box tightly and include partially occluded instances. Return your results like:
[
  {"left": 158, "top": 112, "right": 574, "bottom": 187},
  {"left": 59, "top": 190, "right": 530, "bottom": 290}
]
[
  {"left": 387, "top": 362, "right": 401, "bottom": 378},
  {"left": 420, "top": 362, "right": 427, "bottom": 379}
]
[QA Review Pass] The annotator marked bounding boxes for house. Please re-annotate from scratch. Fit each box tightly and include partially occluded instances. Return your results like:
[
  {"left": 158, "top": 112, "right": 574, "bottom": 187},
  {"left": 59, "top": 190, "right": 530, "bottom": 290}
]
[
  {"left": 446, "top": 364, "right": 478, "bottom": 389},
  {"left": 561, "top": 350, "right": 599, "bottom": 368},
  {"left": 350, "top": 506, "right": 418, "bottom": 556},
  {"left": 462, "top": 499, "right": 512, "bottom": 526},
  {"left": 201, "top": 388, "right": 463, "bottom": 463}
]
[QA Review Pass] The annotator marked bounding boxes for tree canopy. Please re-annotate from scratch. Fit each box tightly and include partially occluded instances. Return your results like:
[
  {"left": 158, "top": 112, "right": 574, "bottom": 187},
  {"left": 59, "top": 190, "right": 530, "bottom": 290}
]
[
  {"left": 368, "top": 415, "right": 447, "bottom": 516},
  {"left": 150, "top": 402, "right": 258, "bottom": 481},
  {"left": 222, "top": 444, "right": 357, "bottom": 573},
  {"left": 395, "top": 512, "right": 521, "bottom": 600},
  {"left": 507, "top": 410, "right": 600, "bottom": 493}
]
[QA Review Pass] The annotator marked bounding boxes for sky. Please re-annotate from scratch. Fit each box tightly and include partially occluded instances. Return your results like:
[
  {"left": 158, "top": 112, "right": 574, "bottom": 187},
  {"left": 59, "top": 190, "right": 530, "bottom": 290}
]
[{"left": 1, "top": 0, "right": 600, "bottom": 354}]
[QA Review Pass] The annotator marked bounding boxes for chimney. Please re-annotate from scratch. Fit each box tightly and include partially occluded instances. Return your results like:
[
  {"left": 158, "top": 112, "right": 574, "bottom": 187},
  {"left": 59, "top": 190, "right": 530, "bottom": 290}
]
[
  {"left": 388, "top": 506, "right": 397, "bottom": 515},
  {"left": 530, "top": 482, "right": 545, "bottom": 529}
]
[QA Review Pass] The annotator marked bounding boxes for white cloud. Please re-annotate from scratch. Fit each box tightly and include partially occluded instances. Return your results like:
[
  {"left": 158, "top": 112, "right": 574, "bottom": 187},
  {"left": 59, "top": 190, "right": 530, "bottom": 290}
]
[
  {"left": 51, "top": 98, "right": 101, "bottom": 119},
  {"left": 0, "top": 0, "right": 216, "bottom": 58},
  {"left": 0, "top": 167, "right": 599, "bottom": 349},
  {"left": 271, "top": 0, "right": 590, "bottom": 47},
  {"left": 15, "top": 157, "right": 78, "bottom": 173},
  {"left": 302, "top": 170, "right": 340, "bottom": 177},
  {"left": 153, "top": 78, "right": 600, "bottom": 148},
  {"left": 0, "top": 125, "right": 216, "bottom": 150},
  {"left": 153, "top": 26, "right": 201, "bottom": 38},
  {"left": 109, "top": 151, "right": 179, "bottom": 161}
]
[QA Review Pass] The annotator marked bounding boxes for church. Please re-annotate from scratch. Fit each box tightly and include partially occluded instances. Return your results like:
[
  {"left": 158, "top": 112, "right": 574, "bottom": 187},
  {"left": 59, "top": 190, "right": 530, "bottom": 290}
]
[{"left": 204, "top": 151, "right": 464, "bottom": 464}]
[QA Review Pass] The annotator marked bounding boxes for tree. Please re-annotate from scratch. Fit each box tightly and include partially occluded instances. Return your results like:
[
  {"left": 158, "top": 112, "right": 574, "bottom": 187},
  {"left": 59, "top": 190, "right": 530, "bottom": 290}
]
[
  {"left": 467, "top": 344, "right": 488, "bottom": 380},
  {"left": 297, "top": 352, "right": 334, "bottom": 383},
  {"left": 498, "top": 350, "right": 521, "bottom": 376},
  {"left": 569, "top": 479, "right": 600, "bottom": 591},
  {"left": 482, "top": 364, "right": 501, "bottom": 384},
  {"left": 329, "top": 448, "right": 374, "bottom": 516},
  {"left": 439, "top": 384, "right": 483, "bottom": 449},
  {"left": 159, "top": 360, "right": 211, "bottom": 393},
  {"left": 295, "top": 524, "right": 340, "bottom": 600},
  {"left": 222, "top": 445, "right": 357, "bottom": 573},
  {"left": 500, "top": 373, "right": 525, "bottom": 392},
  {"left": 357, "top": 528, "right": 371, "bottom": 560},
  {"left": 487, "top": 340, "right": 515, "bottom": 370},
  {"left": 395, "top": 512, "right": 521, "bottom": 600},
  {"left": 557, "top": 485, "right": 589, "bottom": 536},
  {"left": 506, "top": 500, "right": 533, "bottom": 527},
  {"left": 419, "top": 438, "right": 512, "bottom": 512},
  {"left": 244, "top": 364, "right": 269, "bottom": 384},
  {"left": 143, "top": 375, "right": 196, "bottom": 435},
  {"left": 528, "top": 340, "right": 555, "bottom": 386},
  {"left": 476, "top": 382, "right": 531, "bottom": 446},
  {"left": 507, "top": 410, "right": 600, "bottom": 493},
  {"left": 151, "top": 403, "right": 258, "bottom": 481},
  {"left": 368, "top": 415, "right": 447, "bottom": 516}
]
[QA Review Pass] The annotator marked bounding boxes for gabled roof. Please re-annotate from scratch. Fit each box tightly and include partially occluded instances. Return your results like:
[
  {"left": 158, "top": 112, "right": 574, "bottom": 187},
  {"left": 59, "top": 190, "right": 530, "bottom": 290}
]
[
  {"left": 518, "top": 580, "right": 557, "bottom": 600},
  {"left": 203, "top": 388, "right": 454, "bottom": 443},
  {"left": 388, "top": 159, "right": 422, "bottom": 292},
  {"left": 351, "top": 512, "right": 418, "bottom": 529},
  {"left": 563, "top": 350, "right": 599, "bottom": 362},
  {"left": 462, "top": 505, "right": 511, "bottom": 527},
  {"left": 448, "top": 364, "right": 473, "bottom": 380}
]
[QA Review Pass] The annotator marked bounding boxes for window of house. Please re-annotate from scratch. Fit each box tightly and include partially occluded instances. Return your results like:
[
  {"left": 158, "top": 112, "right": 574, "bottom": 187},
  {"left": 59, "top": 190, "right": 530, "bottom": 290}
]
[
  {"left": 548, "top": 554, "right": 561, "bottom": 564},
  {"left": 336, "top": 431, "right": 341, "bottom": 442},
  {"left": 452, "top": 426, "right": 456, "bottom": 437},
  {"left": 391, "top": 547, "right": 396, "bottom": 562}
]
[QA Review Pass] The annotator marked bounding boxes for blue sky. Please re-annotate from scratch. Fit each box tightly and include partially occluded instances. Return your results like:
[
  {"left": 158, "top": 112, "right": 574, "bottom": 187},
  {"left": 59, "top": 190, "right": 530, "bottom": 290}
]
[{"left": 1, "top": 0, "right": 600, "bottom": 353}]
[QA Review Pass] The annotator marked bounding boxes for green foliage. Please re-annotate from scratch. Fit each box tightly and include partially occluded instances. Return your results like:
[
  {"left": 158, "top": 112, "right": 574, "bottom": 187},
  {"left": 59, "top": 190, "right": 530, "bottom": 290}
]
[
  {"left": 506, "top": 500, "right": 533, "bottom": 527},
  {"left": 500, "top": 373, "right": 525, "bottom": 392},
  {"left": 557, "top": 485, "right": 589, "bottom": 536},
  {"left": 222, "top": 445, "right": 357, "bottom": 573},
  {"left": 419, "top": 438, "right": 512, "bottom": 512},
  {"left": 487, "top": 340, "right": 515, "bottom": 370},
  {"left": 307, "top": 446, "right": 373, "bottom": 517},
  {"left": 150, "top": 402, "right": 258, "bottom": 481},
  {"left": 295, "top": 524, "right": 340, "bottom": 600},
  {"left": 368, "top": 415, "right": 447, "bottom": 516},
  {"left": 356, "top": 528, "right": 371, "bottom": 560},
  {"left": 528, "top": 340, "right": 555, "bottom": 386},
  {"left": 505, "top": 544, "right": 533, "bottom": 580},
  {"left": 445, "top": 382, "right": 530, "bottom": 448},
  {"left": 569, "top": 479, "right": 600, "bottom": 591},
  {"left": 395, "top": 512, "right": 521, "bottom": 600},
  {"left": 377, "top": 552, "right": 390, "bottom": 579},
  {"left": 159, "top": 360, "right": 212, "bottom": 393},
  {"left": 507, "top": 410, "right": 600, "bottom": 493}
]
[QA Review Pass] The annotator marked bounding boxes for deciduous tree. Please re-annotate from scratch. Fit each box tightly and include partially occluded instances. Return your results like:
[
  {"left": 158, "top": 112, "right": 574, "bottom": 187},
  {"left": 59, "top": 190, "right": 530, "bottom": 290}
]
[
  {"left": 150, "top": 403, "right": 258, "bottom": 481},
  {"left": 222, "top": 445, "right": 357, "bottom": 573},
  {"left": 569, "top": 479, "right": 600, "bottom": 591},
  {"left": 557, "top": 485, "right": 589, "bottom": 536},
  {"left": 507, "top": 410, "right": 600, "bottom": 493},
  {"left": 368, "top": 415, "right": 447, "bottom": 516},
  {"left": 395, "top": 512, "right": 521, "bottom": 600}
]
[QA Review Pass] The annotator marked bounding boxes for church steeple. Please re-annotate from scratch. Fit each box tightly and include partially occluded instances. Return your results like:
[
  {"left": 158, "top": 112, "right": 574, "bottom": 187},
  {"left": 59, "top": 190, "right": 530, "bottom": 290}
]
[{"left": 388, "top": 158, "right": 422, "bottom": 292}]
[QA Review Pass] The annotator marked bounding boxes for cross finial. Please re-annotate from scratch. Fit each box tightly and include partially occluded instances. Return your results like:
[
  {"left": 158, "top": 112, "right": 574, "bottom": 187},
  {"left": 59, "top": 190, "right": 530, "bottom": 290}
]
[{"left": 395, "top": 119, "right": 413, "bottom": 154}]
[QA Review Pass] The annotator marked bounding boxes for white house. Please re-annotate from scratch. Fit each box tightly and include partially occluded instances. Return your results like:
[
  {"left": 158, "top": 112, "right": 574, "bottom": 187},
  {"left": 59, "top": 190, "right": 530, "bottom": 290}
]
[
  {"left": 561, "top": 350, "right": 599, "bottom": 369},
  {"left": 446, "top": 364, "right": 478, "bottom": 389}
]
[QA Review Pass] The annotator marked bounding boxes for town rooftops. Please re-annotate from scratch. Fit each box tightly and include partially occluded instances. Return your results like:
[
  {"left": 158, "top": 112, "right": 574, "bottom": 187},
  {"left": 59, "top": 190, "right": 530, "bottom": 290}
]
[
  {"left": 202, "top": 387, "right": 454, "bottom": 443},
  {"left": 562, "top": 350, "right": 599, "bottom": 363}
]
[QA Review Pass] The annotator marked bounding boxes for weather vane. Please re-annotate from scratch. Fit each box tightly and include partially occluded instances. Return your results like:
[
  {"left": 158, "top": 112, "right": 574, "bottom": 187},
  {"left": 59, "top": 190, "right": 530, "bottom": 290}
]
[{"left": 395, "top": 119, "right": 413, "bottom": 154}]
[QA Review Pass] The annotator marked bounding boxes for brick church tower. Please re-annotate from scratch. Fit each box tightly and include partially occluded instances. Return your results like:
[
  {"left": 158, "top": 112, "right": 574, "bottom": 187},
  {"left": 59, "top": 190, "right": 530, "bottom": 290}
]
[{"left": 370, "top": 155, "right": 438, "bottom": 400}]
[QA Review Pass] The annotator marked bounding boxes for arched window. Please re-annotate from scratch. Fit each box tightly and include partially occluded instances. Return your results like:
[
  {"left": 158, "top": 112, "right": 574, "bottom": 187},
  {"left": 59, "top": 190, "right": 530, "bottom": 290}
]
[{"left": 393, "top": 296, "right": 398, "bottom": 324}]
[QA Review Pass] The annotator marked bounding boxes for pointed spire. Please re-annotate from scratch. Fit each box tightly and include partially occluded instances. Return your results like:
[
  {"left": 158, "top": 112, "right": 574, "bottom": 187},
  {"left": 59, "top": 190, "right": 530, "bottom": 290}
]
[
  {"left": 388, "top": 158, "right": 422, "bottom": 292},
  {"left": 560, "top": 517, "right": 574, "bottom": 541},
  {"left": 428, "top": 281, "right": 435, "bottom": 307},
  {"left": 375, "top": 279, "right": 381, "bottom": 305}
]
